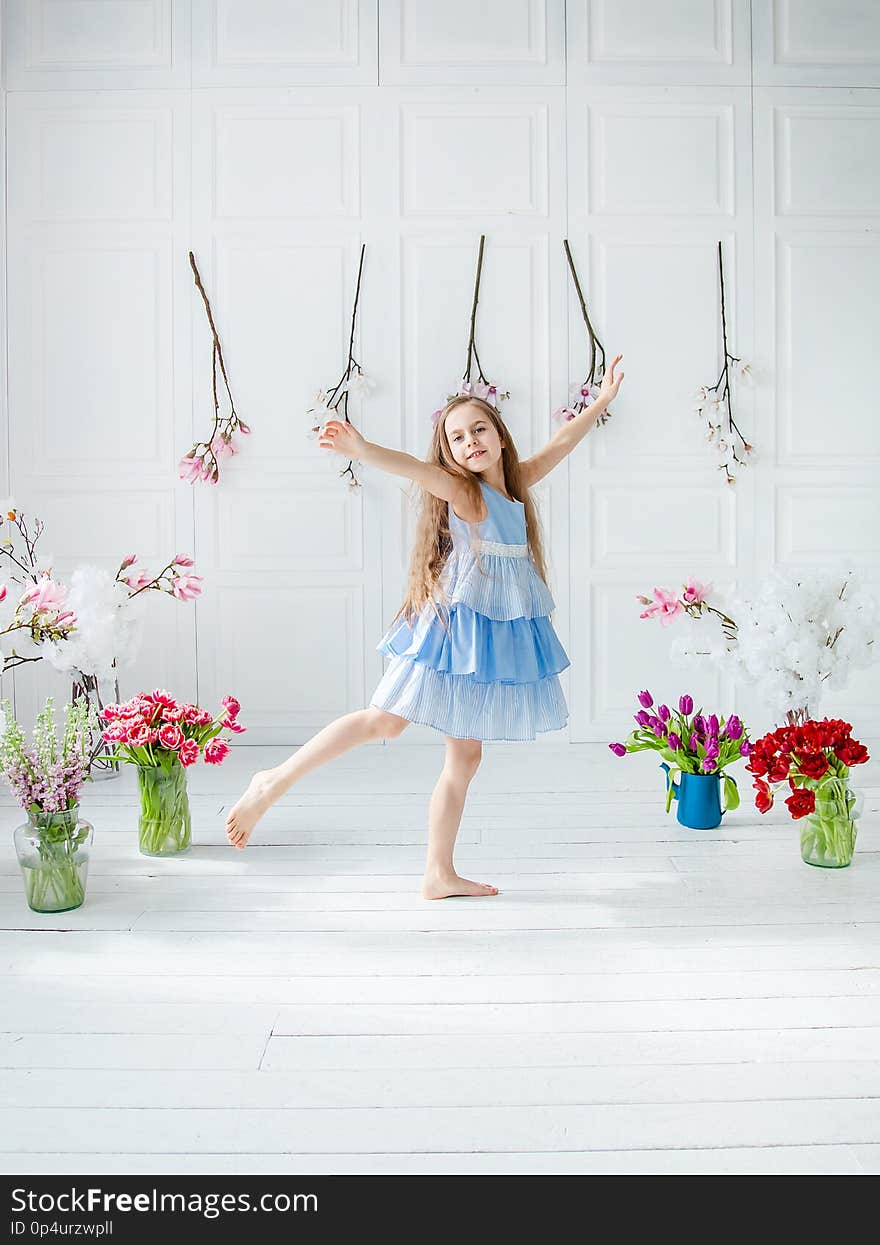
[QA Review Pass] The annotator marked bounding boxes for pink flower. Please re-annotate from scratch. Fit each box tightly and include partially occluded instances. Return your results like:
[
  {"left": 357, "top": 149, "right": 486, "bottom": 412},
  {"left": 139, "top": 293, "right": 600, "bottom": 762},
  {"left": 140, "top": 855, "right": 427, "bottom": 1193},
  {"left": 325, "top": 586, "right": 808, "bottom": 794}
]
[
  {"left": 158, "top": 723, "right": 184, "bottom": 750},
  {"left": 223, "top": 718, "right": 246, "bottom": 734},
  {"left": 101, "top": 705, "right": 119, "bottom": 721},
  {"left": 639, "top": 587, "right": 684, "bottom": 627},
  {"left": 178, "top": 738, "right": 199, "bottom": 767},
  {"left": 171, "top": 573, "right": 203, "bottom": 601},
  {"left": 0, "top": 584, "right": 6, "bottom": 603},
  {"left": 237, "top": 421, "right": 251, "bottom": 435},
  {"left": 210, "top": 434, "right": 238, "bottom": 460},
  {"left": 195, "top": 708, "right": 213, "bottom": 726},
  {"left": 101, "top": 723, "right": 128, "bottom": 743},
  {"left": 147, "top": 689, "right": 177, "bottom": 710},
  {"left": 220, "top": 695, "right": 241, "bottom": 719},
  {"left": 55, "top": 611, "right": 77, "bottom": 628},
  {"left": 682, "top": 576, "right": 712, "bottom": 605},
  {"left": 204, "top": 738, "right": 230, "bottom": 765},
  {"left": 119, "top": 554, "right": 137, "bottom": 570},
  {"left": 161, "top": 704, "right": 185, "bottom": 722},
  {"left": 181, "top": 704, "right": 201, "bottom": 724},
  {"left": 126, "top": 723, "right": 151, "bottom": 748},
  {"left": 125, "top": 570, "right": 153, "bottom": 591},
  {"left": 178, "top": 455, "right": 203, "bottom": 483},
  {"left": 431, "top": 408, "right": 444, "bottom": 428},
  {"left": 551, "top": 406, "right": 577, "bottom": 425},
  {"left": 173, "top": 554, "right": 194, "bottom": 567},
  {"left": 21, "top": 574, "right": 68, "bottom": 612}
]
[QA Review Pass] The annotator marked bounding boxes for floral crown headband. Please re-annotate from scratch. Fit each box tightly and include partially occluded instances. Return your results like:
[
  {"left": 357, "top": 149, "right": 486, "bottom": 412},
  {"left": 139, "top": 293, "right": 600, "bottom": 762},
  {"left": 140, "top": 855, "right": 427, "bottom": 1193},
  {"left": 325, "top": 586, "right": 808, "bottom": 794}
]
[{"left": 431, "top": 379, "right": 510, "bottom": 429}]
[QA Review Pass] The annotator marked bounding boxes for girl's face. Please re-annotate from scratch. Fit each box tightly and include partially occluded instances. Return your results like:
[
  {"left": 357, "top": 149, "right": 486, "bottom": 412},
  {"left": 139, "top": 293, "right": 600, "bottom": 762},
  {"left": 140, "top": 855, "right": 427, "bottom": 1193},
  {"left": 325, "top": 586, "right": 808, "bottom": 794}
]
[{"left": 444, "top": 403, "right": 504, "bottom": 474}]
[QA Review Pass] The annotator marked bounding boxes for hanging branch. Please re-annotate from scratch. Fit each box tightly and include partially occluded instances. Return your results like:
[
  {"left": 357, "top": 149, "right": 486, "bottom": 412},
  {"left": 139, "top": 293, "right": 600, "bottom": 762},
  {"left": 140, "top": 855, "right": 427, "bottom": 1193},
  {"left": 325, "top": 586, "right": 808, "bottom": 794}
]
[
  {"left": 432, "top": 235, "right": 509, "bottom": 426},
  {"left": 694, "top": 241, "right": 754, "bottom": 486},
  {"left": 553, "top": 240, "right": 611, "bottom": 428},
  {"left": 464, "top": 234, "right": 487, "bottom": 385},
  {"left": 307, "top": 244, "right": 371, "bottom": 490},
  {"left": 181, "top": 252, "right": 250, "bottom": 486}
]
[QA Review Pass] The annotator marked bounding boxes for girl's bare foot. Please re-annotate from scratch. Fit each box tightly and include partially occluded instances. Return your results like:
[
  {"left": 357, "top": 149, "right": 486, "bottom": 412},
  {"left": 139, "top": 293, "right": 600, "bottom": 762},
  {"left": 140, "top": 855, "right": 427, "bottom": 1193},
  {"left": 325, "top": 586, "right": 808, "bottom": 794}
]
[
  {"left": 421, "top": 871, "right": 499, "bottom": 899},
  {"left": 225, "top": 770, "right": 275, "bottom": 850}
]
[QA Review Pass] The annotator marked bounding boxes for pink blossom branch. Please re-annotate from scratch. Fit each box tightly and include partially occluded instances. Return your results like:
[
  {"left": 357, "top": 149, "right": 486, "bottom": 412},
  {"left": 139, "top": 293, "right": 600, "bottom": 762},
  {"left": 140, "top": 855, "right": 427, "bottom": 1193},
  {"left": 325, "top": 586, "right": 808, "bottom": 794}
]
[{"left": 183, "top": 251, "right": 250, "bottom": 485}]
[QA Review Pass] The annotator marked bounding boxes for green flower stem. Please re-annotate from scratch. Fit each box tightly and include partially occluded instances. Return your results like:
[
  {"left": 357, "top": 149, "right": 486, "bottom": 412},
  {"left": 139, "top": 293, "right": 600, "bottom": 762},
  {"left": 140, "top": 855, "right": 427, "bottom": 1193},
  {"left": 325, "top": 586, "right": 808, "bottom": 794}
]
[
  {"left": 23, "top": 811, "right": 88, "bottom": 912},
  {"left": 137, "top": 762, "right": 191, "bottom": 856},
  {"left": 798, "top": 766, "right": 858, "bottom": 868}
]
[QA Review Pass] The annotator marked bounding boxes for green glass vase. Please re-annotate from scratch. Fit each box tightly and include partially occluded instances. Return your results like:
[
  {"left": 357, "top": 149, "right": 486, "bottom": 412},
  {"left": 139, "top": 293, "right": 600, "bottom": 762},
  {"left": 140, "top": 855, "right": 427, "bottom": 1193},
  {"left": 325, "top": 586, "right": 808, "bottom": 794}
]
[
  {"left": 800, "top": 773, "right": 863, "bottom": 868},
  {"left": 137, "top": 761, "right": 191, "bottom": 856},
  {"left": 13, "top": 807, "right": 93, "bottom": 913}
]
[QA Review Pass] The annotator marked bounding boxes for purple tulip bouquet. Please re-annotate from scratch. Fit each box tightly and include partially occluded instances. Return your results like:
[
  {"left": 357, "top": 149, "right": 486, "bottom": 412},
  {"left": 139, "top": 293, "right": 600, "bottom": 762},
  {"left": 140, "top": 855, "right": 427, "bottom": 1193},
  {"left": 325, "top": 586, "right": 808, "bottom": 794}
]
[{"left": 609, "top": 691, "right": 753, "bottom": 812}]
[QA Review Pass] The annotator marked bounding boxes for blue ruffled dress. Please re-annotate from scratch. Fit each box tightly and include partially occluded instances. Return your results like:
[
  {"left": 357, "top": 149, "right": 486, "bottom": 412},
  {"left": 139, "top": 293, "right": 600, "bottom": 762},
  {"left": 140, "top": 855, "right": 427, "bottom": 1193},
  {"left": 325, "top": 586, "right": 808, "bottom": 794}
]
[{"left": 369, "top": 479, "right": 570, "bottom": 741}]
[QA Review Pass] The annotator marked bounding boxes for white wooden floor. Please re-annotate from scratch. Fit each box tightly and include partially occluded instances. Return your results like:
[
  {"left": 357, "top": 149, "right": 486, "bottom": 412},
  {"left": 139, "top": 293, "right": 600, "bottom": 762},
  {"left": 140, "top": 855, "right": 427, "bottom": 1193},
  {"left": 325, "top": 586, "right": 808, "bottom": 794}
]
[{"left": 2, "top": 740, "right": 880, "bottom": 1176}]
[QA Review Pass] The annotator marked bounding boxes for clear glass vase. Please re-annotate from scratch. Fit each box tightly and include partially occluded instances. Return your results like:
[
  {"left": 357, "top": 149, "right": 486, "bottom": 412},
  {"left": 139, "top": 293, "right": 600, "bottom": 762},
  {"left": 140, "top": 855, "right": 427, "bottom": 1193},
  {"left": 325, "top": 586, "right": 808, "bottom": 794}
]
[
  {"left": 13, "top": 807, "right": 93, "bottom": 913},
  {"left": 137, "top": 761, "right": 191, "bottom": 856},
  {"left": 800, "top": 774, "right": 863, "bottom": 868},
  {"left": 72, "top": 668, "right": 121, "bottom": 780}
]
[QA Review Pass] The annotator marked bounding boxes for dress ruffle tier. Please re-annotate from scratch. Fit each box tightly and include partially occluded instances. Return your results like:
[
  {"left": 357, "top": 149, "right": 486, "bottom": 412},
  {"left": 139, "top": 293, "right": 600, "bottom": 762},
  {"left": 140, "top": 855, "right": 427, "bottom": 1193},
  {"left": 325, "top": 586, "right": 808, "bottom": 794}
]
[
  {"left": 436, "top": 545, "right": 556, "bottom": 620},
  {"left": 370, "top": 656, "right": 569, "bottom": 742},
  {"left": 378, "top": 603, "right": 569, "bottom": 684}
]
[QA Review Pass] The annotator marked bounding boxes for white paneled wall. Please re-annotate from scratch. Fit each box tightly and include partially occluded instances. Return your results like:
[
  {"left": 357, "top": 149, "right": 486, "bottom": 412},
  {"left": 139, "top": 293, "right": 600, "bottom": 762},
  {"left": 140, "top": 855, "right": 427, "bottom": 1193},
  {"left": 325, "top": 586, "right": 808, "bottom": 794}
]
[{"left": 2, "top": 1, "right": 879, "bottom": 743}]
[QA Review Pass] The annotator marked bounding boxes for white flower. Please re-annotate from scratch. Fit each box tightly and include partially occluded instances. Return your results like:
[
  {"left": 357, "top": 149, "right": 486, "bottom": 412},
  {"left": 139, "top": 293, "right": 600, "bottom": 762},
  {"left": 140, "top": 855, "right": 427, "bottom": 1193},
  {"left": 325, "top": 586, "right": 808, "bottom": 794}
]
[
  {"left": 41, "top": 565, "right": 140, "bottom": 679},
  {"left": 345, "top": 371, "right": 374, "bottom": 398}
]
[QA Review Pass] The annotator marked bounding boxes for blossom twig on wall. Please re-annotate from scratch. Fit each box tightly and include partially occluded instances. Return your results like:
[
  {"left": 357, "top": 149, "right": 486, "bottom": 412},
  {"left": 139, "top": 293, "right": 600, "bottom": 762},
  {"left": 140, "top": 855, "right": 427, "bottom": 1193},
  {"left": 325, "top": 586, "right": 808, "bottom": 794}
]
[
  {"left": 553, "top": 239, "right": 611, "bottom": 428},
  {"left": 181, "top": 251, "right": 251, "bottom": 485},
  {"left": 432, "top": 235, "right": 510, "bottom": 427},
  {"left": 695, "top": 241, "right": 753, "bottom": 486},
  {"left": 307, "top": 244, "right": 371, "bottom": 490}
]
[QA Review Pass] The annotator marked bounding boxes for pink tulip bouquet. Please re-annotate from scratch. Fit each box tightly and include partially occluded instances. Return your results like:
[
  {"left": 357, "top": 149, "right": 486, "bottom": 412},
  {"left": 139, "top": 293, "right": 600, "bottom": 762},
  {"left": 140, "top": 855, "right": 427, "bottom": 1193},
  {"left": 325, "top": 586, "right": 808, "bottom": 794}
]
[
  {"left": 100, "top": 690, "right": 245, "bottom": 856},
  {"left": 609, "top": 690, "right": 752, "bottom": 813}
]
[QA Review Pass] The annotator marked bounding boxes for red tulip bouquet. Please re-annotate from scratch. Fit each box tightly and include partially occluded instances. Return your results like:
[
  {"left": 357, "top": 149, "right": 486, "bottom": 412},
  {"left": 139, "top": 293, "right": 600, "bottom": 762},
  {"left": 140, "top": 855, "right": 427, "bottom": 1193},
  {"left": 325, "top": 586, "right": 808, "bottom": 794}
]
[
  {"left": 100, "top": 689, "right": 245, "bottom": 856},
  {"left": 747, "top": 718, "right": 868, "bottom": 867},
  {"left": 610, "top": 690, "right": 752, "bottom": 813}
]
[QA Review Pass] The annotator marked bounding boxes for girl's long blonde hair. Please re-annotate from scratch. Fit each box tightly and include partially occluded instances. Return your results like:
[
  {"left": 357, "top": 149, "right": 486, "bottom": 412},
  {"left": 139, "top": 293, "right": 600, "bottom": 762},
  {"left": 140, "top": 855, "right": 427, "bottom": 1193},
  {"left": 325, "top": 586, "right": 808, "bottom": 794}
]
[{"left": 392, "top": 396, "right": 550, "bottom": 627}]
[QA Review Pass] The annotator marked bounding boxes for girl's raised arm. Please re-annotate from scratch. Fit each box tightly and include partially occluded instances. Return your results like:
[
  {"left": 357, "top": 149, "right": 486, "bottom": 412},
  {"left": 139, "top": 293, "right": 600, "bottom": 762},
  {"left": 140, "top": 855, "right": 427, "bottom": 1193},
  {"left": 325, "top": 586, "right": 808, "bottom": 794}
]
[
  {"left": 521, "top": 353, "right": 624, "bottom": 489},
  {"left": 318, "top": 420, "right": 466, "bottom": 505}
]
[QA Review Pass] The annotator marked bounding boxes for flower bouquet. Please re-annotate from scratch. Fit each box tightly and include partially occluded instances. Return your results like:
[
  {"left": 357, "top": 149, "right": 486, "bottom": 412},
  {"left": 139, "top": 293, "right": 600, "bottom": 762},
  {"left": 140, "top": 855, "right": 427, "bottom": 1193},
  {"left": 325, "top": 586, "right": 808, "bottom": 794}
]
[
  {"left": 638, "top": 570, "right": 877, "bottom": 728},
  {"left": 747, "top": 718, "right": 869, "bottom": 868},
  {"left": 100, "top": 690, "right": 245, "bottom": 856},
  {"left": 609, "top": 690, "right": 752, "bottom": 828},
  {"left": 0, "top": 697, "right": 98, "bottom": 912}
]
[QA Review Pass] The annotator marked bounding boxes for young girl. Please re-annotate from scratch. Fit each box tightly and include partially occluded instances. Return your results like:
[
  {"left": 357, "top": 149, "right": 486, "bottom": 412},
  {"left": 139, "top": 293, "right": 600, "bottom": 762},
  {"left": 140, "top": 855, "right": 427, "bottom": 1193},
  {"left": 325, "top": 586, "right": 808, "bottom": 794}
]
[{"left": 226, "top": 355, "right": 624, "bottom": 898}]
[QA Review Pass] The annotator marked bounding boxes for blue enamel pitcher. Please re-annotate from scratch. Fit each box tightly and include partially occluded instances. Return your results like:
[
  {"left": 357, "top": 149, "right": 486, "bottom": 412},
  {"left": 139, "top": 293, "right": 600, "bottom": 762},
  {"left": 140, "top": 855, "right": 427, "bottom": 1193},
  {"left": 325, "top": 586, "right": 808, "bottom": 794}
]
[{"left": 660, "top": 764, "right": 739, "bottom": 829}]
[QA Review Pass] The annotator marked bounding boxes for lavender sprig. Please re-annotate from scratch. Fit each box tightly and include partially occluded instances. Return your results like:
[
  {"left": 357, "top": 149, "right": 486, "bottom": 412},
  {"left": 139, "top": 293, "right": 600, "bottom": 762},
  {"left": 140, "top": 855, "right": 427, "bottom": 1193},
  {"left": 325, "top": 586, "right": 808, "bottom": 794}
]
[{"left": 0, "top": 698, "right": 96, "bottom": 814}]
